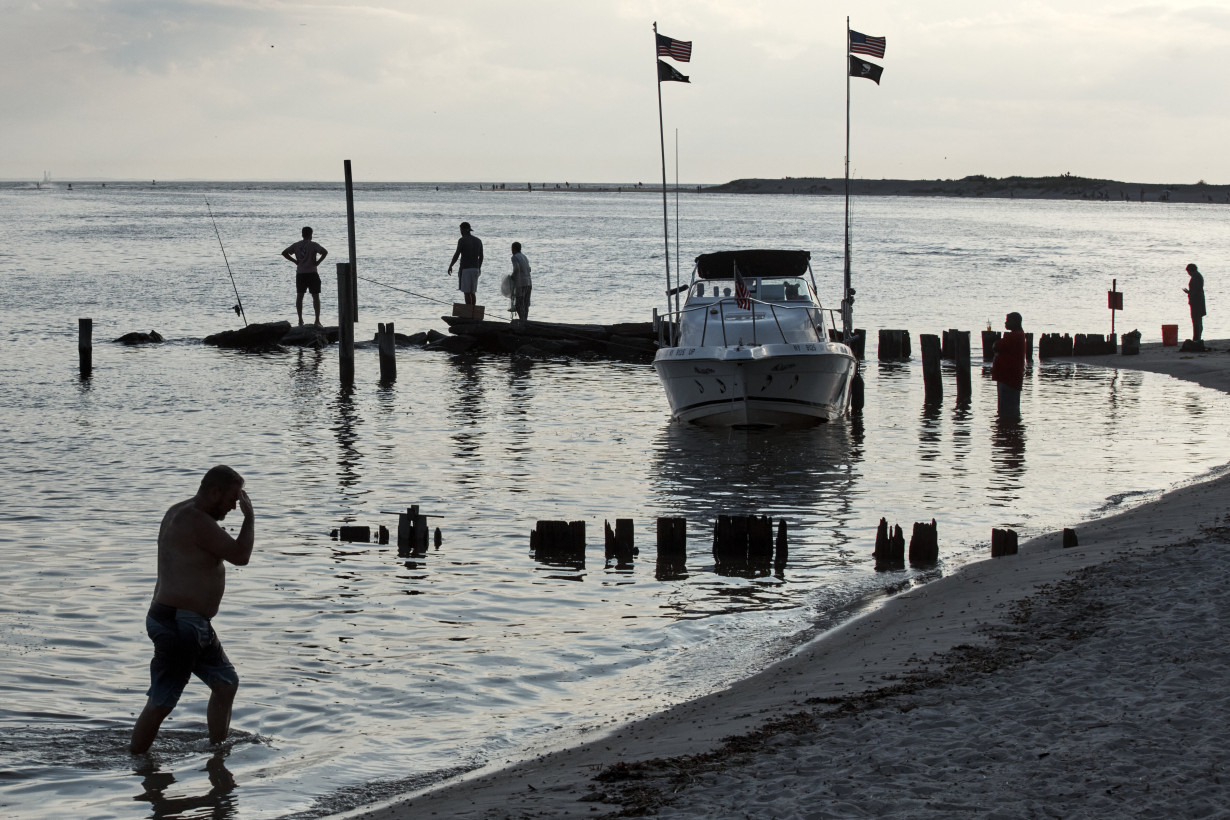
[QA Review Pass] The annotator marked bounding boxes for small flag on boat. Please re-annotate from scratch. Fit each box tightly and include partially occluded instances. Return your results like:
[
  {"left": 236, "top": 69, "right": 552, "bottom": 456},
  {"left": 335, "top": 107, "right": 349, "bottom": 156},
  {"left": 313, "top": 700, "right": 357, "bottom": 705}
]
[
  {"left": 657, "top": 33, "right": 692, "bottom": 62},
  {"left": 658, "top": 59, "right": 690, "bottom": 83},
  {"left": 849, "top": 30, "right": 886, "bottom": 58},
  {"left": 848, "top": 55, "right": 883, "bottom": 85},
  {"left": 733, "top": 265, "right": 751, "bottom": 310}
]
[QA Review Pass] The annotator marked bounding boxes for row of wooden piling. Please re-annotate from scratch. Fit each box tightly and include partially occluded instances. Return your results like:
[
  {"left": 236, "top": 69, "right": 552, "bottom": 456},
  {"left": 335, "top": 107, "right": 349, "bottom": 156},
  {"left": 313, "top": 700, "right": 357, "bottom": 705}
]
[{"left": 880, "top": 327, "right": 1135, "bottom": 364}]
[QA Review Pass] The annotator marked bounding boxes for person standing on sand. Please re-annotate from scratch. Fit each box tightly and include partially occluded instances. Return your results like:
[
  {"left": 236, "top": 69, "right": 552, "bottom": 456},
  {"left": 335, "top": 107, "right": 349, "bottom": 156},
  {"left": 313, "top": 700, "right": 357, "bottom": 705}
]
[
  {"left": 130, "top": 466, "right": 255, "bottom": 754},
  {"left": 510, "top": 241, "right": 532, "bottom": 321},
  {"left": 991, "top": 312, "right": 1027, "bottom": 419},
  {"left": 448, "top": 222, "right": 483, "bottom": 307},
  {"left": 1184, "top": 263, "right": 1206, "bottom": 345},
  {"left": 282, "top": 227, "right": 328, "bottom": 325}
]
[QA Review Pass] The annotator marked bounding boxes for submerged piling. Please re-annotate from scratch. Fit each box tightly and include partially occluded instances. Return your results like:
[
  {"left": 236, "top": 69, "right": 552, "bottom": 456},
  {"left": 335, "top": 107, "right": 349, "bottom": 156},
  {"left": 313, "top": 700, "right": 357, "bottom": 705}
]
[
  {"left": 377, "top": 322, "right": 396, "bottom": 382},
  {"left": 78, "top": 318, "right": 93, "bottom": 377},
  {"left": 920, "top": 334, "right": 942, "bottom": 403},
  {"left": 656, "top": 517, "right": 687, "bottom": 577}
]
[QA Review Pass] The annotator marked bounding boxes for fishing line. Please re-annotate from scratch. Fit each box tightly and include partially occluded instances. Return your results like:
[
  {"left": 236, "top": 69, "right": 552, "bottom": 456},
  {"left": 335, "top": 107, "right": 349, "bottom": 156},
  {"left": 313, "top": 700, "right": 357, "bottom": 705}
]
[{"left": 205, "top": 198, "right": 247, "bottom": 326}]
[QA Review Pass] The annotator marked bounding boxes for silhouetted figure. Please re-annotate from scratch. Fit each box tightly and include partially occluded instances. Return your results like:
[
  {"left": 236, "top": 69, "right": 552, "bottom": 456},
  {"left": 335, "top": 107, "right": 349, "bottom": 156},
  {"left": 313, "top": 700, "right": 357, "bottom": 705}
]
[
  {"left": 510, "top": 241, "right": 532, "bottom": 321},
  {"left": 282, "top": 227, "right": 328, "bottom": 325},
  {"left": 1184, "top": 263, "right": 1206, "bottom": 344},
  {"left": 991, "top": 312, "right": 1027, "bottom": 419},
  {"left": 448, "top": 221, "right": 484, "bottom": 307},
  {"left": 130, "top": 466, "right": 255, "bottom": 754}
]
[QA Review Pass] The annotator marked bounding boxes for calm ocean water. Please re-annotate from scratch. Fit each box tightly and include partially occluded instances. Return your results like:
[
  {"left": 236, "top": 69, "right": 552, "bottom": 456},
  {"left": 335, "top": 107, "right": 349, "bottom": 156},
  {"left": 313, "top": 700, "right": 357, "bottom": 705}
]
[{"left": 1, "top": 181, "right": 1228, "bottom": 819}]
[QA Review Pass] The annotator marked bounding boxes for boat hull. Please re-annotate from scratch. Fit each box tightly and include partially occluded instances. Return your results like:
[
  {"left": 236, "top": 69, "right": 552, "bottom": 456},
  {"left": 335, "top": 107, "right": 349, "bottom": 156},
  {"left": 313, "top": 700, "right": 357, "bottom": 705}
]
[{"left": 653, "top": 343, "right": 857, "bottom": 428}]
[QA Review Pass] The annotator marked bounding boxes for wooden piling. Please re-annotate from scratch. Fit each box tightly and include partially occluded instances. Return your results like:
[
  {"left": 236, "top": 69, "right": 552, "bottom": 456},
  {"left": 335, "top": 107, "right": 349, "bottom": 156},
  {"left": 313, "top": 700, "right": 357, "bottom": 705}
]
[
  {"left": 890, "top": 524, "right": 905, "bottom": 568},
  {"left": 398, "top": 505, "right": 429, "bottom": 557},
  {"left": 78, "top": 317, "right": 93, "bottom": 376},
  {"left": 873, "top": 518, "right": 895, "bottom": 571},
  {"left": 747, "top": 516, "right": 773, "bottom": 572},
  {"left": 377, "top": 321, "right": 396, "bottom": 382},
  {"left": 336, "top": 262, "right": 355, "bottom": 386},
  {"left": 773, "top": 519, "right": 788, "bottom": 573},
  {"left": 953, "top": 330, "right": 972, "bottom": 399},
  {"left": 337, "top": 525, "right": 370, "bottom": 543},
  {"left": 991, "top": 528, "right": 1019, "bottom": 557},
  {"left": 534, "top": 520, "right": 586, "bottom": 565},
  {"left": 920, "top": 334, "right": 943, "bottom": 403},
  {"left": 343, "top": 159, "right": 359, "bottom": 323},
  {"left": 713, "top": 515, "right": 749, "bottom": 574},
  {"left": 656, "top": 517, "right": 687, "bottom": 576},
  {"left": 981, "top": 329, "right": 1001, "bottom": 361},
  {"left": 1062, "top": 527, "right": 1079, "bottom": 548},
  {"left": 877, "top": 329, "right": 911, "bottom": 361},
  {"left": 434, "top": 527, "right": 442, "bottom": 548},
  {"left": 908, "top": 519, "right": 938, "bottom": 566}
]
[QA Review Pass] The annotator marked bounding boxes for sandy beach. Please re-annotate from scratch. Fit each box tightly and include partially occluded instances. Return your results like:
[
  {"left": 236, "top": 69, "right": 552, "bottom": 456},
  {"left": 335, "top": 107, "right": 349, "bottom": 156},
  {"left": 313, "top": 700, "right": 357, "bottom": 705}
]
[{"left": 341, "top": 341, "right": 1230, "bottom": 820}]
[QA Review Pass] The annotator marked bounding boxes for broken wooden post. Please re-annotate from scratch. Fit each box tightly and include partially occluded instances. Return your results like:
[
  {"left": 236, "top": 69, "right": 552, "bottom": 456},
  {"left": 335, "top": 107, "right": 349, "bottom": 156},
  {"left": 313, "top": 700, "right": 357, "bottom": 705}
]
[
  {"left": 656, "top": 517, "right": 686, "bottom": 577},
  {"left": 434, "top": 527, "right": 442, "bottom": 548},
  {"left": 533, "top": 520, "right": 585, "bottom": 565},
  {"left": 378, "top": 525, "right": 389, "bottom": 544},
  {"left": 920, "top": 334, "right": 942, "bottom": 403},
  {"left": 78, "top": 318, "right": 93, "bottom": 377},
  {"left": 981, "top": 329, "right": 1001, "bottom": 361},
  {"left": 890, "top": 524, "right": 905, "bottom": 568},
  {"left": 991, "top": 528, "right": 1018, "bottom": 557},
  {"left": 377, "top": 321, "right": 396, "bottom": 382},
  {"left": 1062, "top": 528, "right": 1078, "bottom": 548},
  {"left": 615, "top": 518, "right": 635, "bottom": 566},
  {"left": 773, "top": 519, "right": 788, "bottom": 574},
  {"left": 713, "top": 515, "right": 749, "bottom": 574},
  {"left": 954, "top": 330, "right": 972, "bottom": 400},
  {"left": 336, "top": 262, "right": 355, "bottom": 386},
  {"left": 336, "top": 525, "right": 370, "bottom": 542},
  {"left": 908, "top": 519, "right": 938, "bottom": 566},
  {"left": 747, "top": 515, "right": 773, "bottom": 573},
  {"left": 398, "top": 505, "right": 429, "bottom": 557},
  {"left": 878, "top": 329, "right": 911, "bottom": 360},
  {"left": 874, "top": 517, "right": 890, "bottom": 570}
]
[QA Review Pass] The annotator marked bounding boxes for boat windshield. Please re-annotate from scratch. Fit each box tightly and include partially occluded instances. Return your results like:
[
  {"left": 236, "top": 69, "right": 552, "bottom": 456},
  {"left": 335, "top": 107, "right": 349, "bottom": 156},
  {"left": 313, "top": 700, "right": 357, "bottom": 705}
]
[{"left": 688, "top": 276, "right": 814, "bottom": 304}]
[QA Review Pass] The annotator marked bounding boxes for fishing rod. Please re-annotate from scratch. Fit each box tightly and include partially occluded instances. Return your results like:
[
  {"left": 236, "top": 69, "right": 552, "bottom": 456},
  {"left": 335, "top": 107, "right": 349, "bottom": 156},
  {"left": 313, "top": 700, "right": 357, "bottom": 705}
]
[{"left": 204, "top": 198, "right": 247, "bottom": 326}]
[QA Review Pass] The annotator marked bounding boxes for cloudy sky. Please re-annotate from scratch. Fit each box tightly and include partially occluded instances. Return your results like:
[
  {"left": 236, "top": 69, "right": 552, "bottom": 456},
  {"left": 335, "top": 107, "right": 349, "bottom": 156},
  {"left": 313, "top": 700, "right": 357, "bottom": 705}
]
[{"left": 3, "top": 0, "right": 1227, "bottom": 184}]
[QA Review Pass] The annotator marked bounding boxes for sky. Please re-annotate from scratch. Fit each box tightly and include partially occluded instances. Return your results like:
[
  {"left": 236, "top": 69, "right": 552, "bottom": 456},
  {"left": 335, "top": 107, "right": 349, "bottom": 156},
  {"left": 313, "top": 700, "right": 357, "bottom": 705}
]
[{"left": 3, "top": 0, "right": 1228, "bottom": 184}]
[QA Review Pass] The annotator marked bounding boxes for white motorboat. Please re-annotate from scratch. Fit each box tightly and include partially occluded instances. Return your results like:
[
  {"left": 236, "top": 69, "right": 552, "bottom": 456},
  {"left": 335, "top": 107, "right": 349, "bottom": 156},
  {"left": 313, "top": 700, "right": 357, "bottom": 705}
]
[{"left": 653, "top": 249, "right": 858, "bottom": 429}]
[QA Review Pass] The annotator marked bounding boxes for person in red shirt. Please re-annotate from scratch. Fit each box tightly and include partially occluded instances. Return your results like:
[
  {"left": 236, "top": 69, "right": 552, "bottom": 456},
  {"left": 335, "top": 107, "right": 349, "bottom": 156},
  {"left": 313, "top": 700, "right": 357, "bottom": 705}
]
[{"left": 991, "top": 312, "right": 1027, "bottom": 418}]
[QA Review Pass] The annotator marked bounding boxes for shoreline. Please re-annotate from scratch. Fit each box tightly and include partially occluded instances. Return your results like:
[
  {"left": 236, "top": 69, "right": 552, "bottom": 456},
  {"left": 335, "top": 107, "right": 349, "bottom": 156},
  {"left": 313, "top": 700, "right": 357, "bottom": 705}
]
[{"left": 342, "top": 341, "right": 1230, "bottom": 819}]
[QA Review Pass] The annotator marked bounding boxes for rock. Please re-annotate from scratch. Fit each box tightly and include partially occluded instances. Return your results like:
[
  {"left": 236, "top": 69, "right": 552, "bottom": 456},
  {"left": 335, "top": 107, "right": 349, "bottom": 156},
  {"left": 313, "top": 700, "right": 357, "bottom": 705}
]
[
  {"left": 203, "top": 321, "right": 291, "bottom": 349},
  {"left": 425, "top": 334, "right": 476, "bottom": 354},
  {"left": 114, "top": 330, "right": 164, "bottom": 345},
  {"left": 282, "top": 324, "right": 332, "bottom": 348},
  {"left": 425, "top": 329, "right": 449, "bottom": 344}
]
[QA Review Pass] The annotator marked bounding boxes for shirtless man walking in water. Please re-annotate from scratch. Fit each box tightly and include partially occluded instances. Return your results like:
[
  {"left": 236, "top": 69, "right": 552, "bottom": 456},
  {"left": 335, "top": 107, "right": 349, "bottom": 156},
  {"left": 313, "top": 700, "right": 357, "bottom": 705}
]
[{"left": 130, "top": 465, "right": 255, "bottom": 754}]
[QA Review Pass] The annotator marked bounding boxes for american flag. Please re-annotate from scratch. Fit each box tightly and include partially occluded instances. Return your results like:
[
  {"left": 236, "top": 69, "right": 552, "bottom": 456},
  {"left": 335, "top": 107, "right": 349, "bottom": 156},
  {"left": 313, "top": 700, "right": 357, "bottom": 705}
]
[
  {"left": 657, "top": 32, "right": 692, "bottom": 62},
  {"left": 733, "top": 266, "right": 751, "bottom": 310},
  {"left": 849, "top": 30, "right": 886, "bottom": 58}
]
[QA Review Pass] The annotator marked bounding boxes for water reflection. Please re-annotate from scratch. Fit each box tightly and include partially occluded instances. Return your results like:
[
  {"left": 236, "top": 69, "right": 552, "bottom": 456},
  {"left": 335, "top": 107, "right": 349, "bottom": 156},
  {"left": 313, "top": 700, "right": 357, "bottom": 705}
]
[
  {"left": 447, "top": 355, "right": 486, "bottom": 489},
  {"left": 331, "top": 386, "right": 362, "bottom": 492},
  {"left": 131, "top": 751, "right": 236, "bottom": 820},
  {"left": 989, "top": 415, "right": 1027, "bottom": 504},
  {"left": 650, "top": 421, "right": 860, "bottom": 576},
  {"left": 504, "top": 358, "right": 535, "bottom": 472}
]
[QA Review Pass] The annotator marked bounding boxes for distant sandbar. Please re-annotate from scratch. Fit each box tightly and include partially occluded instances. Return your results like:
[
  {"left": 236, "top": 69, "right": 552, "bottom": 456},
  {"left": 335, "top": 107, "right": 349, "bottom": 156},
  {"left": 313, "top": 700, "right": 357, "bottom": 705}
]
[{"left": 703, "top": 175, "right": 1229, "bottom": 204}]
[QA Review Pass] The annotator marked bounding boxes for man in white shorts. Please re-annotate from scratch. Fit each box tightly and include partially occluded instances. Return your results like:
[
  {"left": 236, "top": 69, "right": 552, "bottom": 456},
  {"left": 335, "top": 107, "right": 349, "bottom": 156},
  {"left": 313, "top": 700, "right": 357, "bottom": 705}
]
[{"left": 447, "top": 221, "right": 484, "bottom": 306}]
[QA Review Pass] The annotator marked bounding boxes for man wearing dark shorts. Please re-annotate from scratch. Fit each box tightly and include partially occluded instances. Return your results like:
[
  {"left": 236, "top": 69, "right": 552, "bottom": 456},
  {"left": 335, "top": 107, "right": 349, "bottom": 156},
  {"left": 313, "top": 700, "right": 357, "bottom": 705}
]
[
  {"left": 282, "top": 227, "right": 328, "bottom": 325},
  {"left": 130, "top": 465, "right": 256, "bottom": 754}
]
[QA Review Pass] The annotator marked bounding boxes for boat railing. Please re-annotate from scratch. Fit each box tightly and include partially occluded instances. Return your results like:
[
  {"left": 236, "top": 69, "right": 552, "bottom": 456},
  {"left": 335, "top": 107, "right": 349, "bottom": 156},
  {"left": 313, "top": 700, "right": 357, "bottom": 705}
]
[{"left": 681, "top": 297, "right": 824, "bottom": 347}]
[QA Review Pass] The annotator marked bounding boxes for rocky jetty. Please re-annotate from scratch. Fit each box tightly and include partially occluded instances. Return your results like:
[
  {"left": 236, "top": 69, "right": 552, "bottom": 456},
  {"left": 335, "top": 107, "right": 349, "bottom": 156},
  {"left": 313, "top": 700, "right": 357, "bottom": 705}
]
[{"left": 440, "top": 317, "right": 658, "bottom": 362}]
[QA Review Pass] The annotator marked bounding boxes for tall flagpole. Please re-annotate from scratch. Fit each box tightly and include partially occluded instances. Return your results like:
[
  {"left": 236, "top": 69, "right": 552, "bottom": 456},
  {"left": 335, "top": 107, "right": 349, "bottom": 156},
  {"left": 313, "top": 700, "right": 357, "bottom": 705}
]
[
  {"left": 654, "top": 22, "right": 674, "bottom": 344},
  {"left": 843, "top": 16, "right": 853, "bottom": 339}
]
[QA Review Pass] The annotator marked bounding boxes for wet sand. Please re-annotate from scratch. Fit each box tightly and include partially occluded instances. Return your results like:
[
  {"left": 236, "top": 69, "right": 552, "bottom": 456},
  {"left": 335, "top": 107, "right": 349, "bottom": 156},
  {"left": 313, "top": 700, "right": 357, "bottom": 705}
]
[{"left": 340, "top": 341, "right": 1230, "bottom": 819}]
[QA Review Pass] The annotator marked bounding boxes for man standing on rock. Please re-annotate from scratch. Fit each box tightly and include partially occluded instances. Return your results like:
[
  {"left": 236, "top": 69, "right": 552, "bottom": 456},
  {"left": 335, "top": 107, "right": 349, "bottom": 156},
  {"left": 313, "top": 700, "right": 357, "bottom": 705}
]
[
  {"left": 130, "top": 466, "right": 255, "bottom": 754},
  {"left": 448, "top": 222, "right": 483, "bottom": 307},
  {"left": 282, "top": 227, "right": 328, "bottom": 325}
]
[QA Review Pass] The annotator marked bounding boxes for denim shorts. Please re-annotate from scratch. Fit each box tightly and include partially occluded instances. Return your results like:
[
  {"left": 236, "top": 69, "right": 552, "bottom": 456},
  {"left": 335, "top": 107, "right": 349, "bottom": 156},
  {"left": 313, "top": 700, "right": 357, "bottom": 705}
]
[{"left": 145, "top": 602, "right": 238, "bottom": 709}]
